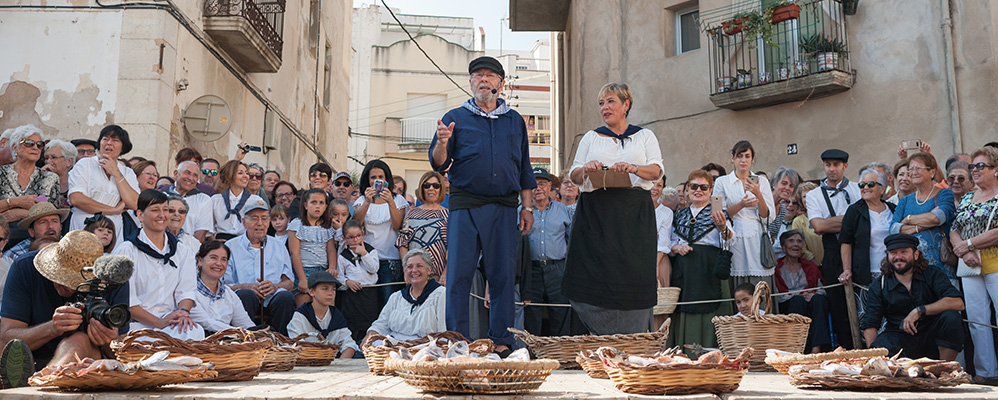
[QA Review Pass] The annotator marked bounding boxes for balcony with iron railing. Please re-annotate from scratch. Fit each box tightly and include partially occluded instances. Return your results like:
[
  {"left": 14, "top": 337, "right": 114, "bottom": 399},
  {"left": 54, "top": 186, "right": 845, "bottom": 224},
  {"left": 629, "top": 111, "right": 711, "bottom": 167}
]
[
  {"left": 204, "top": 0, "right": 286, "bottom": 73},
  {"left": 699, "top": 0, "right": 855, "bottom": 110},
  {"left": 398, "top": 117, "right": 436, "bottom": 152}
]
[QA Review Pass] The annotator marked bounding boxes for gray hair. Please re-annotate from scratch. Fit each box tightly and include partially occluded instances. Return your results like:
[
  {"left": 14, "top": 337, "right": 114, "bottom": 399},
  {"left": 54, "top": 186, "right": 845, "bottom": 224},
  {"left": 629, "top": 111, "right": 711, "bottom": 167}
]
[
  {"left": 862, "top": 162, "right": 890, "bottom": 177},
  {"left": 769, "top": 166, "right": 800, "bottom": 190},
  {"left": 659, "top": 186, "right": 680, "bottom": 207},
  {"left": 9, "top": 124, "right": 45, "bottom": 161},
  {"left": 402, "top": 248, "right": 432, "bottom": 269},
  {"left": 247, "top": 162, "right": 264, "bottom": 173},
  {"left": 858, "top": 167, "right": 888, "bottom": 187},
  {"left": 165, "top": 193, "right": 189, "bottom": 212},
  {"left": 176, "top": 160, "right": 199, "bottom": 173},
  {"left": 45, "top": 139, "right": 78, "bottom": 162},
  {"left": 947, "top": 161, "right": 970, "bottom": 174}
]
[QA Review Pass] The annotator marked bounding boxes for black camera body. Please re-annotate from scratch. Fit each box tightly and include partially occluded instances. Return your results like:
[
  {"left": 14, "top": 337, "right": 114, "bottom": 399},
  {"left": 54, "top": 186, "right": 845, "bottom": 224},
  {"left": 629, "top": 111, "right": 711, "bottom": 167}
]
[{"left": 70, "top": 278, "right": 130, "bottom": 332}]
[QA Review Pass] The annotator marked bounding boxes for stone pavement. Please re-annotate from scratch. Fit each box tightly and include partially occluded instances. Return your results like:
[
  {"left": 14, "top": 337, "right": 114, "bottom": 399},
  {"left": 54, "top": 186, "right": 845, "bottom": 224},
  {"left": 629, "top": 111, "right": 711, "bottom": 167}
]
[{"left": 3, "top": 359, "right": 995, "bottom": 399}]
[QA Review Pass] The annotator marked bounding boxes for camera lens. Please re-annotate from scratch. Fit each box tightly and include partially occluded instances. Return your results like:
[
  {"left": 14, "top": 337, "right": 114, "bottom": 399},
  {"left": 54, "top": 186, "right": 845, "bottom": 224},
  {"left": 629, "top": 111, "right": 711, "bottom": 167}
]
[{"left": 92, "top": 303, "right": 131, "bottom": 328}]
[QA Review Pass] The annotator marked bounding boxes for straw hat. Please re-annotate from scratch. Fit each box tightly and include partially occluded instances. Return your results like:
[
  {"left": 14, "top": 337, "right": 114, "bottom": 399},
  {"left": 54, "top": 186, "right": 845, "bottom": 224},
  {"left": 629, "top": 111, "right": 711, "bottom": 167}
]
[
  {"left": 34, "top": 230, "right": 105, "bottom": 289},
  {"left": 17, "top": 202, "right": 69, "bottom": 231}
]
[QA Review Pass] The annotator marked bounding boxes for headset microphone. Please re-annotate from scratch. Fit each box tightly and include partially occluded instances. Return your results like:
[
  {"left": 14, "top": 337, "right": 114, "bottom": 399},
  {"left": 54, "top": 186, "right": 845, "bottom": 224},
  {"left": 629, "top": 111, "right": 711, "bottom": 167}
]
[{"left": 491, "top": 89, "right": 498, "bottom": 94}]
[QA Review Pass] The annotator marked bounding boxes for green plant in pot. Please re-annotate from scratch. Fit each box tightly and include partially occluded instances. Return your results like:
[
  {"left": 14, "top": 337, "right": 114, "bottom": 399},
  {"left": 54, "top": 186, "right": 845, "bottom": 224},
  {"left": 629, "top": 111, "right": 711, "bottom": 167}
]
[
  {"left": 799, "top": 34, "right": 847, "bottom": 71},
  {"left": 736, "top": 68, "right": 753, "bottom": 89},
  {"left": 768, "top": 0, "right": 801, "bottom": 24},
  {"left": 739, "top": 9, "right": 779, "bottom": 49}
]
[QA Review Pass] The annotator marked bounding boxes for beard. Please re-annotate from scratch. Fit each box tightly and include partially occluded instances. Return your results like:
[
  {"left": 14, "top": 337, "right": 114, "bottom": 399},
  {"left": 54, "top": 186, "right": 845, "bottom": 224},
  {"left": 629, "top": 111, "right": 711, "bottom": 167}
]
[
  {"left": 473, "top": 88, "right": 498, "bottom": 104},
  {"left": 890, "top": 258, "right": 914, "bottom": 275}
]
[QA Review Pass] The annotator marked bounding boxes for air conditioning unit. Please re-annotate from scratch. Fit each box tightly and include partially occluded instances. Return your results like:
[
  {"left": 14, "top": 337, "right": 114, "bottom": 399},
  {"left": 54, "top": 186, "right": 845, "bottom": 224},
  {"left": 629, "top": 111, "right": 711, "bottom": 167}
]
[{"left": 263, "top": 108, "right": 281, "bottom": 153}]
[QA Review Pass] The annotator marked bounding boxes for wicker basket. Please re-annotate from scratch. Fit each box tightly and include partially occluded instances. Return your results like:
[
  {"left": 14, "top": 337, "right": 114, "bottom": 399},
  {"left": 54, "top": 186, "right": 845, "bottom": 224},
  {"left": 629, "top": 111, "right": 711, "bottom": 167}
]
[
  {"left": 386, "top": 358, "right": 560, "bottom": 394},
  {"left": 111, "top": 328, "right": 269, "bottom": 381},
  {"left": 789, "top": 371, "right": 971, "bottom": 390},
  {"left": 248, "top": 331, "right": 301, "bottom": 372},
  {"left": 290, "top": 334, "right": 341, "bottom": 367},
  {"left": 576, "top": 351, "right": 608, "bottom": 379},
  {"left": 29, "top": 366, "right": 218, "bottom": 391},
  {"left": 765, "top": 348, "right": 889, "bottom": 374},
  {"left": 361, "top": 331, "right": 493, "bottom": 375},
  {"left": 509, "top": 318, "right": 671, "bottom": 369},
  {"left": 712, "top": 281, "right": 811, "bottom": 370},
  {"left": 598, "top": 348, "right": 751, "bottom": 395},
  {"left": 653, "top": 287, "right": 681, "bottom": 315}
]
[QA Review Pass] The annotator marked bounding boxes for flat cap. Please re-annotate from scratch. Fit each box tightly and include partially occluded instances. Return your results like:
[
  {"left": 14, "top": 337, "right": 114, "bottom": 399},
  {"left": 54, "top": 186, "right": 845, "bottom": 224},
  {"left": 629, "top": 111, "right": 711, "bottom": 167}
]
[
  {"left": 820, "top": 149, "right": 849, "bottom": 162},
  {"left": 468, "top": 56, "right": 505, "bottom": 79},
  {"left": 884, "top": 233, "right": 920, "bottom": 251}
]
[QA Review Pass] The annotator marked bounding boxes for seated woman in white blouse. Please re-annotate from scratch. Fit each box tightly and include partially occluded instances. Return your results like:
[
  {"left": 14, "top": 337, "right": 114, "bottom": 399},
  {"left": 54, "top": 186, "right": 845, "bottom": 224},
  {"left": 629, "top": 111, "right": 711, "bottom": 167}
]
[
  {"left": 364, "top": 249, "right": 445, "bottom": 342},
  {"left": 189, "top": 240, "right": 257, "bottom": 334}
]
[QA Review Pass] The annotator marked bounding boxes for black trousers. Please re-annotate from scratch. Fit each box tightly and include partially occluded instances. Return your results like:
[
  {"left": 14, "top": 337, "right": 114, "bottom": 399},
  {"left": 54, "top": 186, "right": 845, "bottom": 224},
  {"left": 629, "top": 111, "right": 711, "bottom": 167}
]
[
  {"left": 337, "top": 287, "right": 378, "bottom": 343},
  {"left": 822, "top": 235, "right": 854, "bottom": 349},
  {"left": 872, "top": 310, "right": 965, "bottom": 358},
  {"left": 236, "top": 289, "right": 295, "bottom": 336}
]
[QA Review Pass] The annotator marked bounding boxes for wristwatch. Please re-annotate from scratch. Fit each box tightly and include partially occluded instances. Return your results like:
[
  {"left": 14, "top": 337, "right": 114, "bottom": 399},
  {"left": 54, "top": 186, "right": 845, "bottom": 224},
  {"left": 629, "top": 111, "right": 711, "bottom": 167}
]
[
  {"left": 917, "top": 305, "right": 927, "bottom": 317},
  {"left": 968, "top": 238, "right": 976, "bottom": 251},
  {"left": 523, "top": 207, "right": 534, "bottom": 213}
]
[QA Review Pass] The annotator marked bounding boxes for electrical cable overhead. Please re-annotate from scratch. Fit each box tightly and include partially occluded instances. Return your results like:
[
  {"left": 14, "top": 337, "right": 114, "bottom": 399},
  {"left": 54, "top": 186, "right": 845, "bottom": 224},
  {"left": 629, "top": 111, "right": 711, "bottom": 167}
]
[{"left": 380, "top": 0, "right": 472, "bottom": 98}]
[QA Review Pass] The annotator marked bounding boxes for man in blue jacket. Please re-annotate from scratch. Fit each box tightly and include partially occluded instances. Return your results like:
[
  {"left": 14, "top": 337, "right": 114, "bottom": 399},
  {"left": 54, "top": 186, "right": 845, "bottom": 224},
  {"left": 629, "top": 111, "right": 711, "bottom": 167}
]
[{"left": 429, "top": 56, "right": 535, "bottom": 355}]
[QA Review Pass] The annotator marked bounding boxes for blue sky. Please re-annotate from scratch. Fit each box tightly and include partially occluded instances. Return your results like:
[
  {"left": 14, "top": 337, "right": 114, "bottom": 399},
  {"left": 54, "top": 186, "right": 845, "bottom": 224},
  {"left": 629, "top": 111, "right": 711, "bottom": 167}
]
[{"left": 353, "top": 0, "right": 550, "bottom": 52}]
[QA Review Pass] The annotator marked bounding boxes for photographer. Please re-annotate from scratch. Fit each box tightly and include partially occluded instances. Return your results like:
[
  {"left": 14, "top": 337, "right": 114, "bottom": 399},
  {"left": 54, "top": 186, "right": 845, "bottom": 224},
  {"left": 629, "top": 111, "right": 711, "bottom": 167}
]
[{"left": 0, "top": 230, "right": 126, "bottom": 384}]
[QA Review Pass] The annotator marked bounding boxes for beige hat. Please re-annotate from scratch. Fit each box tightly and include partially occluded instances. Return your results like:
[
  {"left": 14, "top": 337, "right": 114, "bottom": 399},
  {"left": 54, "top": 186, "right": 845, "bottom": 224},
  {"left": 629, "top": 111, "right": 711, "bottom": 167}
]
[
  {"left": 17, "top": 202, "right": 69, "bottom": 231},
  {"left": 34, "top": 230, "right": 105, "bottom": 289}
]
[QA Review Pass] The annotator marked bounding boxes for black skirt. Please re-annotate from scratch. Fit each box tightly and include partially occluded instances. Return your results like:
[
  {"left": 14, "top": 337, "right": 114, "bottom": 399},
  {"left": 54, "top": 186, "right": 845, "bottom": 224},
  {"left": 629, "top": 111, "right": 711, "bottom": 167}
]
[{"left": 563, "top": 188, "right": 657, "bottom": 310}]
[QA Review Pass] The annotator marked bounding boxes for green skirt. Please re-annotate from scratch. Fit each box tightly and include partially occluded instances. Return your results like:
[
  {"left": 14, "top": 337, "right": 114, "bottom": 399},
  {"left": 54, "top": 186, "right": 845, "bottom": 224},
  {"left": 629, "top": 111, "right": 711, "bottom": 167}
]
[{"left": 667, "top": 283, "right": 732, "bottom": 350}]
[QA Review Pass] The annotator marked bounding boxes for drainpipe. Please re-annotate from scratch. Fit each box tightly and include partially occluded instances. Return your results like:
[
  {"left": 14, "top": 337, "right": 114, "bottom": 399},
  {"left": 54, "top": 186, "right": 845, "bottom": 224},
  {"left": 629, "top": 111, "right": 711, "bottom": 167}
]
[{"left": 940, "top": 0, "right": 963, "bottom": 153}]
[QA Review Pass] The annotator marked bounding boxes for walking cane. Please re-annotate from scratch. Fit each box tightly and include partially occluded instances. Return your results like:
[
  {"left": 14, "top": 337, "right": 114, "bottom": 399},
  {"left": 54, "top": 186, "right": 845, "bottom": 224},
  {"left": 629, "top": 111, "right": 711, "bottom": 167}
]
[
  {"left": 259, "top": 239, "right": 266, "bottom": 324},
  {"left": 843, "top": 278, "right": 862, "bottom": 348}
]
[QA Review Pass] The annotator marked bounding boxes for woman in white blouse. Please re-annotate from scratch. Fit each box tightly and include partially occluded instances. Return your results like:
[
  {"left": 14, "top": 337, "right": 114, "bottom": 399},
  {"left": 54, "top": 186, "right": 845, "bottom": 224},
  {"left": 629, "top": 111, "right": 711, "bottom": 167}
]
[
  {"left": 712, "top": 140, "right": 776, "bottom": 292},
  {"left": 67, "top": 125, "right": 140, "bottom": 245},
  {"left": 365, "top": 249, "right": 445, "bottom": 341},
  {"left": 564, "top": 83, "right": 664, "bottom": 335},
  {"left": 352, "top": 159, "right": 408, "bottom": 308},
  {"left": 190, "top": 240, "right": 256, "bottom": 333},
  {"left": 211, "top": 160, "right": 263, "bottom": 240}
]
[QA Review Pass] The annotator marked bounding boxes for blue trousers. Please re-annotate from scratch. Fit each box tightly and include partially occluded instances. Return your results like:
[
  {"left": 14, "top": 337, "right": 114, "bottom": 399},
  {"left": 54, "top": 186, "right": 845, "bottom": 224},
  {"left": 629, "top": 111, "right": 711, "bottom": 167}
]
[
  {"left": 446, "top": 204, "right": 517, "bottom": 346},
  {"left": 236, "top": 289, "right": 295, "bottom": 336}
]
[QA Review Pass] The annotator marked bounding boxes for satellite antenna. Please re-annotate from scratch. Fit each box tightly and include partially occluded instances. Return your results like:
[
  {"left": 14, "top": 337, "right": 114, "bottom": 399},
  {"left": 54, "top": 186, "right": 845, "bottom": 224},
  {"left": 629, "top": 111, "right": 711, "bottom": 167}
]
[{"left": 182, "top": 95, "right": 232, "bottom": 141}]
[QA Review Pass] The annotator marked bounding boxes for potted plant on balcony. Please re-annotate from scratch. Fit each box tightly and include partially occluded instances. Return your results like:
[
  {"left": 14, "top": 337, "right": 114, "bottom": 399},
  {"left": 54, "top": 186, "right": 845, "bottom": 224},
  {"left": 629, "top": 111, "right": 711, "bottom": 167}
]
[
  {"left": 736, "top": 69, "right": 753, "bottom": 89},
  {"left": 716, "top": 75, "right": 735, "bottom": 93},
  {"left": 768, "top": 1, "right": 801, "bottom": 24},
  {"left": 800, "top": 34, "right": 847, "bottom": 72},
  {"left": 721, "top": 12, "right": 750, "bottom": 35}
]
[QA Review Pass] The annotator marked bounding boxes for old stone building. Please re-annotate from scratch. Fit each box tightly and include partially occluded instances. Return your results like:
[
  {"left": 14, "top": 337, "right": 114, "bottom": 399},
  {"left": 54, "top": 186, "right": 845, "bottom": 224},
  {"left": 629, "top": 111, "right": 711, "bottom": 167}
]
[
  {"left": 512, "top": 0, "right": 998, "bottom": 181},
  {"left": 0, "top": 0, "right": 351, "bottom": 185}
]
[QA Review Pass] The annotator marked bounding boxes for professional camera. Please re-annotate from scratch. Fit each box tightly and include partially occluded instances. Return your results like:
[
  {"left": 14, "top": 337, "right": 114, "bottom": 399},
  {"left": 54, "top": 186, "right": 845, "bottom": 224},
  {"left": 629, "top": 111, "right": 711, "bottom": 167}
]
[{"left": 69, "top": 254, "right": 134, "bottom": 332}]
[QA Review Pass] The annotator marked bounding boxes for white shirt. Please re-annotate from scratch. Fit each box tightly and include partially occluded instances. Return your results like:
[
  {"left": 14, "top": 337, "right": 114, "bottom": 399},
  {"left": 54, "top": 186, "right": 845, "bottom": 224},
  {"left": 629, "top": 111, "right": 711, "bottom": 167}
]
[
  {"left": 568, "top": 129, "right": 664, "bottom": 193},
  {"left": 176, "top": 231, "right": 201, "bottom": 253},
  {"left": 190, "top": 278, "right": 256, "bottom": 333},
  {"left": 805, "top": 179, "right": 862, "bottom": 222},
  {"left": 211, "top": 189, "right": 264, "bottom": 235},
  {"left": 67, "top": 156, "right": 140, "bottom": 244},
  {"left": 353, "top": 195, "right": 408, "bottom": 260},
  {"left": 655, "top": 204, "right": 674, "bottom": 255},
  {"left": 337, "top": 245, "right": 379, "bottom": 286},
  {"left": 182, "top": 191, "right": 213, "bottom": 235},
  {"left": 368, "top": 286, "right": 447, "bottom": 341},
  {"left": 869, "top": 207, "right": 893, "bottom": 274},
  {"left": 113, "top": 229, "right": 199, "bottom": 331},
  {"left": 224, "top": 234, "right": 294, "bottom": 294},
  {"left": 287, "top": 307, "right": 359, "bottom": 352}
]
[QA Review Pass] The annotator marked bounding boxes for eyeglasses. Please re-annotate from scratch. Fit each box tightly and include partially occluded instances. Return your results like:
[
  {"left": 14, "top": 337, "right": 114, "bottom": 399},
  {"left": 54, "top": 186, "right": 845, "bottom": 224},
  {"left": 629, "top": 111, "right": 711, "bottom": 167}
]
[
  {"left": 78, "top": 148, "right": 97, "bottom": 156},
  {"left": 687, "top": 183, "right": 710, "bottom": 192},
  {"left": 970, "top": 162, "right": 996, "bottom": 171},
  {"left": 345, "top": 234, "right": 364, "bottom": 241},
  {"left": 201, "top": 169, "right": 219, "bottom": 176},
  {"left": 44, "top": 155, "right": 66, "bottom": 162},
  {"left": 19, "top": 139, "right": 45, "bottom": 149},
  {"left": 245, "top": 216, "right": 271, "bottom": 223},
  {"left": 141, "top": 171, "right": 159, "bottom": 178},
  {"left": 857, "top": 181, "right": 881, "bottom": 189},
  {"left": 276, "top": 192, "right": 295, "bottom": 199},
  {"left": 248, "top": 174, "right": 263, "bottom": 180},
  {"left": 166, "top": 208, "right": 188, "bottom": 215},
  {"left": 471, "top": 72, "right": 501, "bottom": 80},
  {"left": 908, "top": 166, "right": 931, "bottom": 173},
  {"left": 947, "top": 175, "right": 967, "bottom": 183},
  {"left": 422, "top": 182, "right": 441, "bottom": 189},
  {"left": 333, "top": 180, "right": 350, "bottom": 187}
]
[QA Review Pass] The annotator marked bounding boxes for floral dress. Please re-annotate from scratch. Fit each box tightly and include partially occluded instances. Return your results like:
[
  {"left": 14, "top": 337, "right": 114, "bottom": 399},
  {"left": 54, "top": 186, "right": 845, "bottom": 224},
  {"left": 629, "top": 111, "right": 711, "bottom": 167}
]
[{"left": 953, "top": 192, "right": 998, "bottom": 274}]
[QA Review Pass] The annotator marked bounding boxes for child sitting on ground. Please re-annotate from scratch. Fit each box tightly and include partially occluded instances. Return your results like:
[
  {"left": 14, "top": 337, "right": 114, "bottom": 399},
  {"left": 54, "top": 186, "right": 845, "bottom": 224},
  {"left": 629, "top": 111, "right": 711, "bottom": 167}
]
[{"left": 287, "top": 271, "right": 358, "bottom": 358}]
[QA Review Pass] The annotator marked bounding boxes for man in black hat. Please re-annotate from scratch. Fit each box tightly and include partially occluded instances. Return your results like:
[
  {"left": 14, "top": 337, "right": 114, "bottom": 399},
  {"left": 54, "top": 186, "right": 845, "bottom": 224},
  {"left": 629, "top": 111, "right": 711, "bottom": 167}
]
[
  {"left": 429, "top": 56, "right": 535, "bottom": 355},
  {"left": 860, "top": 233, "right": 964, "bottom": 360},
  {"left": 805, "top": 148, "right": 861, "bottom": 348},
  {"left": 69, "top": 139, "right": 98, "bottom": 163},
  {"left": 523, "top": 167, "right": 572, "bottom": 336}
]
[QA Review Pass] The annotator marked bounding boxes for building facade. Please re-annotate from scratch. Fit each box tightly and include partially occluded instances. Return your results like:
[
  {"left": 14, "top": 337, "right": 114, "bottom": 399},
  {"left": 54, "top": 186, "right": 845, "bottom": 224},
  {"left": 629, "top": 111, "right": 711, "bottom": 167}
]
[
  {"left": 0, "top": 0, "right": 351, "bottom": 187},
  {"left": 513, "top": 0, "right": 998, "bottom": 182}
]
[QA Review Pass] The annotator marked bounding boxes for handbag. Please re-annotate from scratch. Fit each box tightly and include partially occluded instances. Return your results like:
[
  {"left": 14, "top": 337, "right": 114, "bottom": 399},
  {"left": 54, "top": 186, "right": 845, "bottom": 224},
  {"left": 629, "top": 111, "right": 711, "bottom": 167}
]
[
  {"left": 715, "top": 235, "right": 732, "bottom": 280},
  {"left": 957, "top": 196, "right": 998, "bottom": 277},
  {"left": 760, "top": 219, "right": 778, "bottom": 269}
]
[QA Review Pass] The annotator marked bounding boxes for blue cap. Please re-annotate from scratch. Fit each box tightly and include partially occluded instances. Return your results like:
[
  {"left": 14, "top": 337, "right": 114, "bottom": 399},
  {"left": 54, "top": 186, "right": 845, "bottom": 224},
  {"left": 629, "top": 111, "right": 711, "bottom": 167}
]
[{"left": 532, "top": 167, "right": 550, "bottom": 181}]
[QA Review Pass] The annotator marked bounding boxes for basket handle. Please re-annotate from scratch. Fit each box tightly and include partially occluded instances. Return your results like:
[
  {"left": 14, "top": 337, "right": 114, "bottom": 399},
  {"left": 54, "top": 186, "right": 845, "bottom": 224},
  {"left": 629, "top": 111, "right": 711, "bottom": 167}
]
[
  {"left": 748, "top": 280, "right": 772, "bottom": 319},
  {"left": 115, "top": 328, "right": 196, "bottom": 352},
  {"left": 204, "top": 327, "right": 251, "bottom": 343},
  {"left": 361, "top": 333, "right": 386, "bottom": 349},
  {"left": 507, "top": 328, "right": 538, "bottom": 345},
  {"left": 657, "top": 317, "right": 672, "bottom": 333}
]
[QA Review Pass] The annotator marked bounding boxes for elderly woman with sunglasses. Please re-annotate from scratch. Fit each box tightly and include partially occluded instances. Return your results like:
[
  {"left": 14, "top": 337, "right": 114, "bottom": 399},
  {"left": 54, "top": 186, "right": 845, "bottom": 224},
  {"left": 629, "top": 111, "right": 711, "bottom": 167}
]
[
  {"left": 0, "top": 125, "right": 60, "bottom": 225},
  {"left": 891, "top": 152, "right": 957, "bottom": 279},
  {"left": 396, "top": 171, "right": 448, "bottom": 284},
  {"left": 838, "top": 167, "right": 896, "bottom": 286},
  {"left": 949, "top": 147, "right": 998, "bottom": 385}
]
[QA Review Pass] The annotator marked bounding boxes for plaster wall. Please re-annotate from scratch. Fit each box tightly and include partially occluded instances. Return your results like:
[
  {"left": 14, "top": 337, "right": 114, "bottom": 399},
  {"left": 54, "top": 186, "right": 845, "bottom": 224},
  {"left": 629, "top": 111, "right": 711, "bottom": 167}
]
[{"left": 557, "top": 0, "right": 998, "bottom": 183}]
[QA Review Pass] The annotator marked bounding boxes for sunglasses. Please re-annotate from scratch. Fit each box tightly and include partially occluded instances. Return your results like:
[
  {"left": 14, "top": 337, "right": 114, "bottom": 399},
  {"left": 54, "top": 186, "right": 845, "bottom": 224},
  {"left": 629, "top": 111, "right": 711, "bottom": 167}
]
[
  {"left": 248, "top": 174, "right": 263, "bottom": 180},
  {"left": 970, "top": 162, "right": 996, "bottom": 171},
  {"left": 166, "top": 208, "right": 188, "bottom": 215},
  {"left": 310, "top": 172, "right": 329, "bottom": 179},
  {"left": 422, "top": 182, "right": 441, "bottom": 189},
  {"left": 857, "top": 181, "right": 881, "bottom": 189},
  {"left": 333, "top": 180, "right": 350, "bottom": 187},
  {"left": 202, "top": 169, "right": 219, "bottom": 176},
  {"left": 19, "top": 139, "right": 45, "bottom": 149},
  {"left": 687, "top": 183, "right": 710, "bottom": 192},
  {"left": 78, "top": 149, "right": 97, "bottom": 156},
  {"left": 947, "top": 175, "right": 967, "bottom": 183}
]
